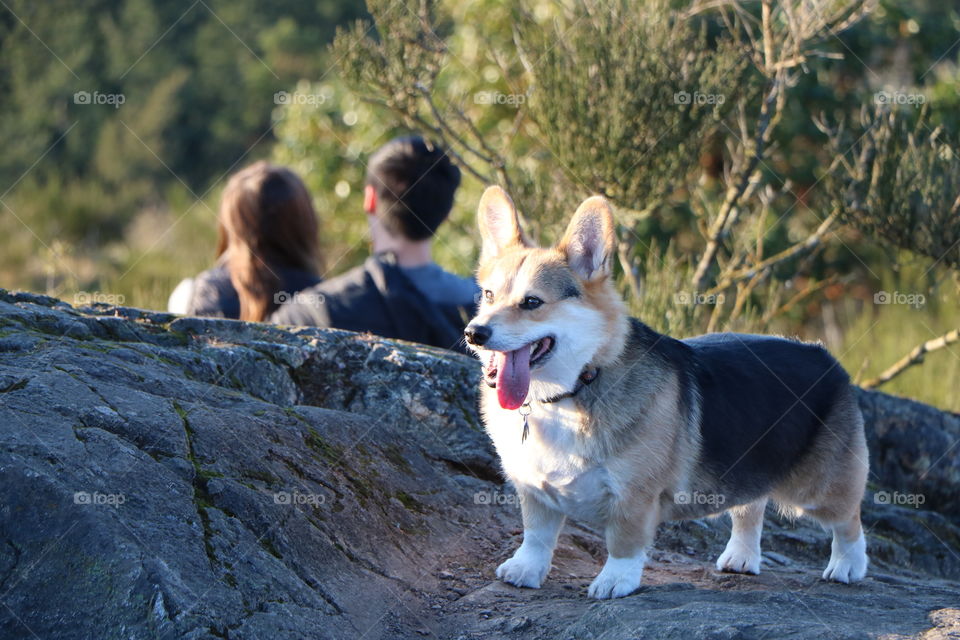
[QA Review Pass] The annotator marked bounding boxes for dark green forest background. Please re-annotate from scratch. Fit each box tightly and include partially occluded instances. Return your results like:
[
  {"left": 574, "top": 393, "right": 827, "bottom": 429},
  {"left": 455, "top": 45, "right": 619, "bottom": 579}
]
[
  {"left": 1, "top": 0, "right": 959, "bottom": 410},
  {"left": 0, "top": 0, "right": 365, "bottom": 243}
]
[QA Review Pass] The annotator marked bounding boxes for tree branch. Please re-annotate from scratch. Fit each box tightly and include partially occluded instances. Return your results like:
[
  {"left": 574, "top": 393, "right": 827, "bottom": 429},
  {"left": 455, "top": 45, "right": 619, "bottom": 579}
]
[
  {"left": 692, "top": 76, "right": 782, "bottom": 291},
  {"left": 861, "top": 328, "right": 960, "bottom": 389},
  {"left": 706, "top": 208, "right": 840, "bottom": 295}
]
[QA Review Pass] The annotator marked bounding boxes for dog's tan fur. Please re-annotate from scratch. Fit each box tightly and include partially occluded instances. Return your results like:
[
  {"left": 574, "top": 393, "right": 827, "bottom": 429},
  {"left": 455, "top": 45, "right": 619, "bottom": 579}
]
[{"left": 466, "top": 186, "right": 869, "bottom": 599}]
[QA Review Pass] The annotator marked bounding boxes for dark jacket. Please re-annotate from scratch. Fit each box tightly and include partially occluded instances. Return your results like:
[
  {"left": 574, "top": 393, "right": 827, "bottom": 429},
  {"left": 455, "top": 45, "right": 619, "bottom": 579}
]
[
  {"left": 270, "top": 253, "right": 475, "bottom": 352},
  {"left": 186, "top": 263, "right": 320, "bottom": 320}
]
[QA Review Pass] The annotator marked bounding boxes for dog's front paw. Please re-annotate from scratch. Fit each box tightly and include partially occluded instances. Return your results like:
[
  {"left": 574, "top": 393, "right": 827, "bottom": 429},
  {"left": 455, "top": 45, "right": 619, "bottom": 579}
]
[
  {"left": 587, "top": 554, "right": 645, "bottom": 599},
  {"left": 716, "top": 540, "right": 761, "bottom": 575},
  {"left": 496, "top": 546, "right": 551, "bottom": 588}
]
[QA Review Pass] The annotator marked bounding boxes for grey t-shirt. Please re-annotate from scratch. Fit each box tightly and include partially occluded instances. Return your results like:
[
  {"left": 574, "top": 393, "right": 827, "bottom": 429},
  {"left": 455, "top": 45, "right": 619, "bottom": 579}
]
[{"left": 399, "top": 262, "right": 478, "bottom": 308}]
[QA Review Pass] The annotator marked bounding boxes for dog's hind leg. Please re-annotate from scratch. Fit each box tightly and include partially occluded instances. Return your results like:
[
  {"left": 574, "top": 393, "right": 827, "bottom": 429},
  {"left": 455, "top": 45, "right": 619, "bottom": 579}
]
[
  {"left": 776, "top": 387, "right": 869, "bottom": 583},
  {"left": 812, "top": 422, "right": 869, "bottom": 583},
  {"left": 716, "top": 497, "right": 767, "bottom": 575},
  {"left": 819, "top": 506, "right": 867, "bottom": 583},
  {"left": 496, "top": 490, "right": 564, "bottom": 589}
]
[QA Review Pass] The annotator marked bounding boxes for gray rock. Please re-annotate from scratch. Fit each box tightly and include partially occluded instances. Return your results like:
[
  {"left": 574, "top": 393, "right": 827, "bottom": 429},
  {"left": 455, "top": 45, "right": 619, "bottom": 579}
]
[
  {"left": 859, "top": 388, "right": 960, "bottom": 517},
  {"left": 0, "top": 288, "right": 958, "bottom": 640}
]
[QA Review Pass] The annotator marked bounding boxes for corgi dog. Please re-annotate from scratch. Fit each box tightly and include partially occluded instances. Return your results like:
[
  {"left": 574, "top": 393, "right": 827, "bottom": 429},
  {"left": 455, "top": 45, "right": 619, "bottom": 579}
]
[{"left": 464, "top": 186, "right": 869, "bottom": 599}]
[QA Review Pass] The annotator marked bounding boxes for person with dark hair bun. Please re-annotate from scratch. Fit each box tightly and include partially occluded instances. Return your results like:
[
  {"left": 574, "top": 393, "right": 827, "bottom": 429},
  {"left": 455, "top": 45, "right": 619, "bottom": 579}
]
[
  {"left": 271, "top": 135, "right": 478, "bottom": 352},
  {"left": 365, "top": 135, "right": 461, "bottom": 241}
]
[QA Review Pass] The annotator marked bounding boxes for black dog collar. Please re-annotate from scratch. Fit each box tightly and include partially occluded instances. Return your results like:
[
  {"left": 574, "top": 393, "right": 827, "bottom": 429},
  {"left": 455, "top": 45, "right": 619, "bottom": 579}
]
[
  {"left": 541, "top": 366, "right": 600, "bottom": 404},
  {"left": 520, "top": 366, "right": 600, "bottom": 443}
]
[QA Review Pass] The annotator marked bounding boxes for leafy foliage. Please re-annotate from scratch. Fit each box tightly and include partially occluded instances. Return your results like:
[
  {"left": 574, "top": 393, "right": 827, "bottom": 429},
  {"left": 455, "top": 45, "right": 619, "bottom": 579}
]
[
  {"left": 522, "top": 0, "right": 751, "bottom": 207},
  {"left": 831, "top": 109, "right": 960, "bottom": 271}
]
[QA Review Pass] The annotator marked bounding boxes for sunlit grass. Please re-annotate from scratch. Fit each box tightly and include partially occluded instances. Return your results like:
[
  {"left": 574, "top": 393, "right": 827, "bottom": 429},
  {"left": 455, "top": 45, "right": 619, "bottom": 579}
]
[
  {"left": 840, "top": 276, "right": 960, "bottom": 413},
  {"left": 2, "top": 187, "right": 219, "bottom": 312}
]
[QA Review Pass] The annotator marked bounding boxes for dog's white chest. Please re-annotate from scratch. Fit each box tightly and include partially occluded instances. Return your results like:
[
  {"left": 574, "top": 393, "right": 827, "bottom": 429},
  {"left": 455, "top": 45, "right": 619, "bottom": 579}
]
[{"left": 486, "top": 400, "right": 613, "bottom": 523}]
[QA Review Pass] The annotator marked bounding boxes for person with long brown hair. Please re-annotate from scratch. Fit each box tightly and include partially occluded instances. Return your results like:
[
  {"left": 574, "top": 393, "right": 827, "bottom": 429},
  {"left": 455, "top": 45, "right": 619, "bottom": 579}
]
[{"left": 168, "top": 161, "right": 321, "bottom": 321}]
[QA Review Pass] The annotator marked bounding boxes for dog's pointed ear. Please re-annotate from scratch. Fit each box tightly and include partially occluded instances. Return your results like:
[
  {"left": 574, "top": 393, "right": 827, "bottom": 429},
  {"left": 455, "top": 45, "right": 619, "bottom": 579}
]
[
  {"left": 559, "top": 196, "right": 616, "bottom": 281},
  {"left": 478, "top": 186, "right": 523, "bottom": 260}
]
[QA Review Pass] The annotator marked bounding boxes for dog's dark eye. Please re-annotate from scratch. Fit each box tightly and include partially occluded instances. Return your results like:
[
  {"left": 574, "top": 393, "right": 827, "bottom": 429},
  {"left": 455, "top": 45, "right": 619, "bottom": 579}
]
[
  {"left": 519, "top": 296, "right": 543, "bottom": 310},
  {"left": 483, "top": 290, "right": 494, "bottom": 303}
]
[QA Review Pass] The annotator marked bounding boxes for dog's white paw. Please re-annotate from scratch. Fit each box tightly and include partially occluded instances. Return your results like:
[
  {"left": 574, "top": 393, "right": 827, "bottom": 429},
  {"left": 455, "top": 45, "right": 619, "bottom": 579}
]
[
  {"left": 822, "top": 532, "right": 867, "bottom": 583},
  {"left": 716, "top": 540, "right": 762, "bottom": 575},
  {"left": 587, "top": 554, "right": 645, "bottom": 599},
  {"left": 496, "top": 546, "right": 551, "bottom": 589}
]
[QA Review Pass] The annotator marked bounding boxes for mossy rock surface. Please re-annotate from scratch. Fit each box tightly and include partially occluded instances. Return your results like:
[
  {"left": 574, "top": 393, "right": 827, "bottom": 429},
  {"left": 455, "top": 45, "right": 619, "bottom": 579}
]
[{"left": 0, "top": 288, "right": 958, "bottom": 639}]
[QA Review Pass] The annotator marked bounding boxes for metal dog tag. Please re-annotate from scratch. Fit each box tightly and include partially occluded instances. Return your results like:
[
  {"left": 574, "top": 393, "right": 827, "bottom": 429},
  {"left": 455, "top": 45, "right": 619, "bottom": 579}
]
[{"left": 519, "top": 403, "right": 531, "bottom": 443}]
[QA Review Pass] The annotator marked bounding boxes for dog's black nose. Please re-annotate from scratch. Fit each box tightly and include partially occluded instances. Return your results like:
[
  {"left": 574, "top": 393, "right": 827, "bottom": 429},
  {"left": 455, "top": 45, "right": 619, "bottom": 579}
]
[{"left": 464, "top": 324, "right": 492, "bottom": 346}]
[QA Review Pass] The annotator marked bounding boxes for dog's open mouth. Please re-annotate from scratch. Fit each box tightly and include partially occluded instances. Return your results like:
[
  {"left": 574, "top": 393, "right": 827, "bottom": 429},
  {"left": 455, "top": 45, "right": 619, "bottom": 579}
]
[{"left": 483, "top": 336, "right": 555, "bottom": 410}]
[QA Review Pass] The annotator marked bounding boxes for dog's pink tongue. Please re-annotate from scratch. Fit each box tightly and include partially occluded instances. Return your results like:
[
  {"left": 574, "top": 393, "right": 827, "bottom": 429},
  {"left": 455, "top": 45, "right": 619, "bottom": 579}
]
[{"left": 496, "top": 345, "right": 531, "bottom": 410}]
